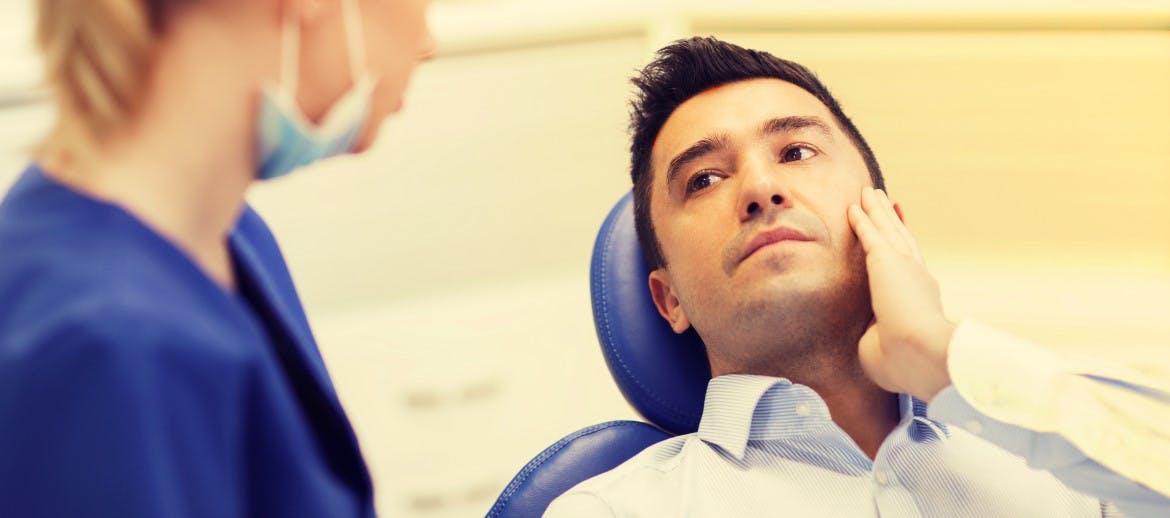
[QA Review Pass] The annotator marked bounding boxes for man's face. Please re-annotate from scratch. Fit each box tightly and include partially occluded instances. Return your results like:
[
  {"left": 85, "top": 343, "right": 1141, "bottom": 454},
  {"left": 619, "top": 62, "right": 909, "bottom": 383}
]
[{"left": 647, "top": 78, "right": 873, "bottom": 373}]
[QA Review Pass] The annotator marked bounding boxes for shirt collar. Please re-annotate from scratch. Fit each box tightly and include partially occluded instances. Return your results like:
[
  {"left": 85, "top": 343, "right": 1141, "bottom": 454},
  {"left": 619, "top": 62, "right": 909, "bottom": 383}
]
[
  {"left": 904, "top": 393, "right": 950, "bottom": 442},
  {"left": 697, "top": 375, "right": 947, "bottom": 460}
]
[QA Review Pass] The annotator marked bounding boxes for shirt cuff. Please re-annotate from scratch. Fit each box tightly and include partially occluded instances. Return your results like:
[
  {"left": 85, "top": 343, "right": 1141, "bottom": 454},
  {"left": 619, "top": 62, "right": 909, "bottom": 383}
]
[
  {"left": 928, "top": 385, "right": 1087, "bottom": 469},
  {"left": 944, "top": 319, "right": 1068, "bottom": 430},
  {"left": 938, "top": 319, "right": 1170, "bottom": 498}
]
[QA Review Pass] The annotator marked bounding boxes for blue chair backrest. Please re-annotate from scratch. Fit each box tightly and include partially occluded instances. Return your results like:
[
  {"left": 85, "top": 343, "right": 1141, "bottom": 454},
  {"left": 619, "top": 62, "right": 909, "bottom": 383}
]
[
  {"left": 485, "top": 421, "right": 671, "bottom": 517},
  {"left": 488, "top": 193, "right": 712, "bottom": 517},
  {"left": 591, "top": 192, "right": 711, "bottom": 435}
]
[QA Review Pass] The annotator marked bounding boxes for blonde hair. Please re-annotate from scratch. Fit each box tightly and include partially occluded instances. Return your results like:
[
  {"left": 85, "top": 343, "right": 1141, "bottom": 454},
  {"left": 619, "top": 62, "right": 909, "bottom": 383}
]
[{"left": 35, "top": 0, "right": 177, "bottom": 169}]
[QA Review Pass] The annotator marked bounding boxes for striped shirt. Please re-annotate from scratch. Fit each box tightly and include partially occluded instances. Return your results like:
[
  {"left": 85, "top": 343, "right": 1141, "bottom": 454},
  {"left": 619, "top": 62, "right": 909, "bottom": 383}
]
[{"left": 545, "top": 374, "right": 1111, "bottom": 517}]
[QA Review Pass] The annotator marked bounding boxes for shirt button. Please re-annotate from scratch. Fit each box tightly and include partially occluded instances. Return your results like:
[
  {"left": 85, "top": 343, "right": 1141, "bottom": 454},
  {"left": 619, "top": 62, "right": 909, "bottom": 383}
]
[
  {"left": 874, "top": 470, "right": 892, "bottom": 486},
  {"left": 964, "top": 420, "right": 984, "bottom": 435},
  {"left": 795, "top": 403, "right": 811, "bottom": 417}
]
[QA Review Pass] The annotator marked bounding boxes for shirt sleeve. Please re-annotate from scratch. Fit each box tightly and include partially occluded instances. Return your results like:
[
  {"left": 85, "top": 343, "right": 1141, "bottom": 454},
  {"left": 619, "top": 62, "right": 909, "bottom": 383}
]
[
  {"left": 543, "top": 491, "right": 618, "bottom": 517},
  {"left": 927, "top": 319, "right": 1170, "bottom": 518},
  {"left": 0, "top": 316, "right": 248, "bottom": 518}
]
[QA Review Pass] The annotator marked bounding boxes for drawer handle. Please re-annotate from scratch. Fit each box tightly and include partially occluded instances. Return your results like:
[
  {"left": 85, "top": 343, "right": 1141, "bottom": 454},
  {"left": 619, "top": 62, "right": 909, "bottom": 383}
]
[
  {"left": 406, "top": 479, "right": 502, "bottom": 512},
  {"left": 403, "top": 377, "right": 504, "bottom": 411}
]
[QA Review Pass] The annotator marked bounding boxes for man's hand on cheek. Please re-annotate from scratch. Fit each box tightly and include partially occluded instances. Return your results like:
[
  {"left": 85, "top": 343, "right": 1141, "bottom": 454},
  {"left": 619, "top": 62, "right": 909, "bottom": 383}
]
[{"left": 847, "top": 187, "right": 957, "bottom": 402}]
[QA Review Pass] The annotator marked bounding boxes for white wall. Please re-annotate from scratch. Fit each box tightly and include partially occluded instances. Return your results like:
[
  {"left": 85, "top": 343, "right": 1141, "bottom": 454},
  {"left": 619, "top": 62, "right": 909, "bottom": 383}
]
[{"left": 0, "top": 2, "right": 38, "bottom": 95}]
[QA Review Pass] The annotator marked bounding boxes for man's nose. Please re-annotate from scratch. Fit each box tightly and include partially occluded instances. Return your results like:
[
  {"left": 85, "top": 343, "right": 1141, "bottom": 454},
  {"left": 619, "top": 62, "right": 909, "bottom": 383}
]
[{"left": 737, "top": 164, "right": 788, "bottom": 222}]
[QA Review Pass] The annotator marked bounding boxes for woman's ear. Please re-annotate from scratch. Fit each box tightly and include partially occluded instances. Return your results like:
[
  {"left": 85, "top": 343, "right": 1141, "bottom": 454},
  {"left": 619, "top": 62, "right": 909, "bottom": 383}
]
[{"left": 648, "top": 268, "right": 692, "bottom": 334}]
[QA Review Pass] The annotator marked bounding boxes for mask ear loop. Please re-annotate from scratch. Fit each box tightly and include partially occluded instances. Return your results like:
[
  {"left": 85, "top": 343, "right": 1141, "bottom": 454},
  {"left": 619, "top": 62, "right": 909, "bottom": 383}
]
[
  {"left": 280, "top": 2, "right": 301, "bottom": 98},
  {"left": 340, "top": 0, "right": 368, "bottom": 83}
]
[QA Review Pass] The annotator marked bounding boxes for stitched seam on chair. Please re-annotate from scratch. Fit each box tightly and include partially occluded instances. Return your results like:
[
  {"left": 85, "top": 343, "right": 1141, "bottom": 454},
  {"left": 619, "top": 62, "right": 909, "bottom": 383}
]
[
  {"left": 596, "top": 201, "right": 699, "bottom": 425},
  {"left": 599, "top": 214, "right": 698, "bottom": 423},
  {"left": 487, "top": 421, "right": 638, "bottom": 518}
]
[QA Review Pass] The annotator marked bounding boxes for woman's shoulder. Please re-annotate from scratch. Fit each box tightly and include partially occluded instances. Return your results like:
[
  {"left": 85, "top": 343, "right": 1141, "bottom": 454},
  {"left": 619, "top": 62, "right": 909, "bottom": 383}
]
[
  {"left": 0, "top": 275, "right": 257, "bottom": 366},
  {"left": 0, "top": 167, "right": 272, "bottom": 368},
  {"left": 0, "top": 207, "right": 226, "bottom": 331},
  {"left": 0, "top": 242, "right": 259, "bottom": 374},
  {"left": 0, "top": 165, "right": 163, "bottom": 275}
]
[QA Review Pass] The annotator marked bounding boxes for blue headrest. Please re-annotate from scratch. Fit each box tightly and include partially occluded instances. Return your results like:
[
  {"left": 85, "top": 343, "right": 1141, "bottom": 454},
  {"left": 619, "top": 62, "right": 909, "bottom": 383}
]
[{"left": 590, "top": 192, "right": 711, "bottom": 435}]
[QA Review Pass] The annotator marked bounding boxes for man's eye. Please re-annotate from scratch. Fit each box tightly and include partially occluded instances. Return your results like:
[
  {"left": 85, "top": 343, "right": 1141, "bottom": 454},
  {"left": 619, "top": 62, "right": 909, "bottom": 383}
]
[
  {"left": 686, "top": 171, "right": 723, "bottom": 194},
  {"left": 781, "top": 145, "right": 817, "bottom": 163}
]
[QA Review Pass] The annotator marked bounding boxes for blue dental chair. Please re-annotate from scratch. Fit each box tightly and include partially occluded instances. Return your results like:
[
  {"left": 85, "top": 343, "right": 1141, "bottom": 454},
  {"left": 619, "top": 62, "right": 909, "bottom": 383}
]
[{"left": 487, "top": 193, "right": 712, "bottom": 517}]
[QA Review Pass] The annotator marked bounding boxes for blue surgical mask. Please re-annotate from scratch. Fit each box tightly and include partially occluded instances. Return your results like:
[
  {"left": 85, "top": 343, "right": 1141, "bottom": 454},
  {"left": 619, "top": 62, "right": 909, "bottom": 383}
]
[{"left": 255, "top": 0, "right": 375, "bottom": 181}]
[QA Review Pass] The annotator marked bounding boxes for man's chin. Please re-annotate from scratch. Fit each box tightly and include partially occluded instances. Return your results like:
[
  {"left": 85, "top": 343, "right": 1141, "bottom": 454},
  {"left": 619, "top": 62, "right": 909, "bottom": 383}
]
[
  {"left": 734, "top": 275, "right": 828, "bottom": 313},
  {"left": 737, "top": 261, "right": 825, "bottom": 291}
]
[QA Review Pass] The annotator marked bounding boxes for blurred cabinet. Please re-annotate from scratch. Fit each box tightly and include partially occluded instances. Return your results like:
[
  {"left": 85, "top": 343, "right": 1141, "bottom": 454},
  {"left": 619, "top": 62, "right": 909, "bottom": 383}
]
[{"left": 311, "top": 278, "right": 636, "bottom": 517}]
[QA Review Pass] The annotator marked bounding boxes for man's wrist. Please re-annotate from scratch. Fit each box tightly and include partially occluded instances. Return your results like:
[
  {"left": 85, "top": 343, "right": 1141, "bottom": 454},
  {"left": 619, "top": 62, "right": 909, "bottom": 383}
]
[{"left": 914, "top": 318, "right": 957, "bottom": 402}]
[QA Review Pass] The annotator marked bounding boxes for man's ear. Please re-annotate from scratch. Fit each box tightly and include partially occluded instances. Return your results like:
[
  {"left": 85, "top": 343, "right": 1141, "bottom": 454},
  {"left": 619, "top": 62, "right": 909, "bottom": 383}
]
[
  {"left": 648, "top": 268, "right": 691, "bottom": 334},
  {"left": 892, "top": 201, "right": 907, "bottom": 225}
]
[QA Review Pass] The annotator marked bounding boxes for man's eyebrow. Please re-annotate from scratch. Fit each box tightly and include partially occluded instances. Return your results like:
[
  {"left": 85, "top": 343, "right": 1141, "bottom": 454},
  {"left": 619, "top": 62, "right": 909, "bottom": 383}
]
[
  {"left": 665, "top": 134, "right": 729, "bottom": 188},
  {"left": 760, "top": 116, "right": 834, "bottom": 141}
]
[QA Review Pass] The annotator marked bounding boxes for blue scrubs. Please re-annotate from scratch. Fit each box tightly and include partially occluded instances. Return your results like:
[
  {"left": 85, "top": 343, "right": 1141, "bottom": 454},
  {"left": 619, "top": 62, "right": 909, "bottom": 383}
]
[{"left": 0, "top": 165, "right": 375, "bottom": 517}]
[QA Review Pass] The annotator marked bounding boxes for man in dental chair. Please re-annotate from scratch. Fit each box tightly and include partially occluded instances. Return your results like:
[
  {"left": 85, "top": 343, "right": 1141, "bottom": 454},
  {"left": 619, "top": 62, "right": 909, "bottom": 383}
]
[{"left": 545, "top": 37, "right": 1168, "bottom": 517}]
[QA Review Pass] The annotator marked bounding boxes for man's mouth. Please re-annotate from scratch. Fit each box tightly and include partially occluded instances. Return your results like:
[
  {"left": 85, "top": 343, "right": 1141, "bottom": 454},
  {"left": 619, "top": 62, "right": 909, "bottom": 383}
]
[{"left": 739, "top": 226, "right": 814, "bottom": 264}]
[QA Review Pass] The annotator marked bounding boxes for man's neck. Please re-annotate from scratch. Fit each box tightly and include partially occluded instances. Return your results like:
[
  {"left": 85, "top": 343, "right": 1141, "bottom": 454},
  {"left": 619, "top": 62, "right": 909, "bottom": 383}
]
[
  {"left": 709, "top": 286, "right": 899, "bottom": 459},
  {"left": 713, "top": 349, "right": 901, "bottom": 460},
  {"left": 800, "top": 374, "right": 900, "bottom": 460}
]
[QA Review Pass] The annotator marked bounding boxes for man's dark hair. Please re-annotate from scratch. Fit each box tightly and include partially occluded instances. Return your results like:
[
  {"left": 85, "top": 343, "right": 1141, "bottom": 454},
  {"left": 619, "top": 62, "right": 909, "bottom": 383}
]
[{"left": 630, "top": 36, "right": 884, "bottom": 269}]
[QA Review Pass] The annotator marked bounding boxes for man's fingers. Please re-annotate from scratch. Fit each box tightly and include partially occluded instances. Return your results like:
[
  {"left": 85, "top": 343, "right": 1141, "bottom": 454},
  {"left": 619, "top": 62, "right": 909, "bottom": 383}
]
[
  {"left": 848, "top": 203, "right": 884, "bottom": 255},
  {"left": 877, "top": 190, "right": 926, "bottom": 264},
  {"left": 877, "top": 190, "right": 913, "bottom": 244},
  {"left": 862, "top": 188, "right": 914, "bottom": 257},
  {"left": 860, "top": 187, "right": 894, "bottom": 232},
  {"left": 890, "top": 201, "right": 922, "bottom": 261},
  {"left": 864, "top": 188, "right": 904, "bottom": 240}
]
